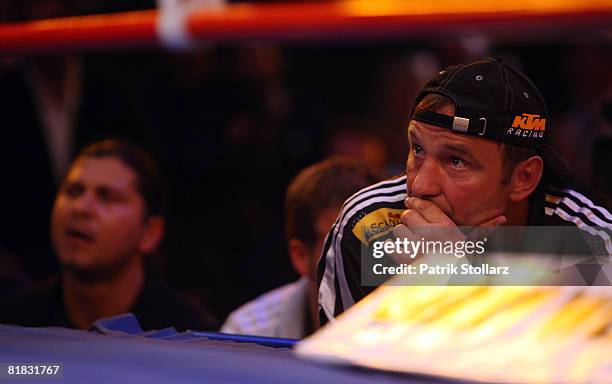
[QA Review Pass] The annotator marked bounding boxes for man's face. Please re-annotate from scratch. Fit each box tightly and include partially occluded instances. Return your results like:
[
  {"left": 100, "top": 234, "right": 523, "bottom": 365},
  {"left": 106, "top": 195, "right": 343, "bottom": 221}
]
[
  {"left": 51, "top": 156, "right": 149, "bottom": 276},
  {"left": 406, "top": 105, "right": 511, "bottom": 226}
]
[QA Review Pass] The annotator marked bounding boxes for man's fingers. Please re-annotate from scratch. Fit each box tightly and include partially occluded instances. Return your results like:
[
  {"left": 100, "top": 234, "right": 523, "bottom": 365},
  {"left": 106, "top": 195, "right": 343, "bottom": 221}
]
[
  {"left": 467, "top": 215, "right": 506, "bottom": 241},
  {"left": 400, "top": 208, "right": 429, "bottom": 228},
  {"left": 401, "top": 197, "right": 465, "bottom": 242},
  {"left": 390, "top": 224, "right": 420, "bottom": 264},
  {"left": 392, "top": 223, "right": 419, "bottom": 241},
  {"left": 405, "top": 197, "right": 453, "bottom": 224},
  {"left": 478, "top": 215, "right": 507, "bottom": 228}
]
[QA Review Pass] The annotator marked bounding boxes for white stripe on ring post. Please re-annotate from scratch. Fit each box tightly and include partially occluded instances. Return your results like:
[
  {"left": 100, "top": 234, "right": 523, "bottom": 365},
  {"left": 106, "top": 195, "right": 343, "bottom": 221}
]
[
  {"left": 156, "top": 0, "right": 225, "bottom": 51},
  {"left": 452, "top": 116, "right": 470, "bottom": 133}
]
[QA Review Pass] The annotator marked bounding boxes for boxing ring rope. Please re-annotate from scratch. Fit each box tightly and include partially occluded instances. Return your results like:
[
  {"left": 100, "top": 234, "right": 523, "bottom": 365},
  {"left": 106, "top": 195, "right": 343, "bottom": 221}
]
[{"left": 0, "top": 0, "right": 611, "bottom": 56}]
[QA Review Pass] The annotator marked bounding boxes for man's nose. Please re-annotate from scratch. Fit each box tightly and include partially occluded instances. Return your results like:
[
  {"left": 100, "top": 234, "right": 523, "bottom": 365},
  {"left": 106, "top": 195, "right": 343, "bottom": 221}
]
[
  {"left": 69, "top": 192, "right": 95, "bottom": 216},
  {"left": 409, "top": 160, "right": 442, "bottom": 198}
]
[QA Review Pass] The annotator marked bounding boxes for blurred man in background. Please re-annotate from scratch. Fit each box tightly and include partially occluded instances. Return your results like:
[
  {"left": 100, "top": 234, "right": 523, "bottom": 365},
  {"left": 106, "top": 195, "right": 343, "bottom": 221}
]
[
  {"left": 222, "top": 157, "right": 381, "bottom": 338},
  {"left": 1, "top": 140, "right": 216, "bottom": 331},
  {"left": 0, "top": 0, "right": 163, "bottom": 282}
]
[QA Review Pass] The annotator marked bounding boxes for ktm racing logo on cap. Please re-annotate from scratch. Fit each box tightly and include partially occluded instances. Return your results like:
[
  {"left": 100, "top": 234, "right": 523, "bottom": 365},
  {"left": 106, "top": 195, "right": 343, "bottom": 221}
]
[
  {"left": 506, "top": 113, "right": 546, "bottom": 138},
  {"left": 512, "top": 113, "right": 546, "bottom": 130}
]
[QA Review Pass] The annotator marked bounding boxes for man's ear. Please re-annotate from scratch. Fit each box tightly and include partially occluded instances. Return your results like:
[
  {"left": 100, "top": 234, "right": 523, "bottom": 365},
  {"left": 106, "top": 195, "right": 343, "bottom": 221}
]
[
  {"left": 509, "top": 155, "right": 544, "bottom": 202},
  {"left": 138, "top": 216, "right": 165, "bottom": 254},
  {"left": 288, "top": 238, "right": 309, "bottom": 278}
]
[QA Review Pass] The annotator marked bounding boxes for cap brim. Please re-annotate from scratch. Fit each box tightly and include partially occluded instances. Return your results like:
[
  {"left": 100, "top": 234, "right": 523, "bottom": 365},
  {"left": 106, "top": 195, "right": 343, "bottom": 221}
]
[{"left": 538, "top": 145, "right": 572, "bottom": 185}]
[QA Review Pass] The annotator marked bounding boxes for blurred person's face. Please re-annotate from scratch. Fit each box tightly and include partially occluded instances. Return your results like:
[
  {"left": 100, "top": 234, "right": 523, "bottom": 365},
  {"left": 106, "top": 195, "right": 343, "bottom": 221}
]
[
  {"left": 406, "top": 104, "right": 511, "bottom": 226},
  {"left": 51, "top": 156, "right": 157, "bottom": 278},
  {"left": 289, "top": 207, "right": 338, "bottom": 283},
  {"left": 289, "top": 206, "right": 338, "bottom": 328}
]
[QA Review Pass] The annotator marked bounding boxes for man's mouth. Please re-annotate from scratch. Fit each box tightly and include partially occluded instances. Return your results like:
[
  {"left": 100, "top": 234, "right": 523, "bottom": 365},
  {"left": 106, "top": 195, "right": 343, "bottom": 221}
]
[{"left": 65, "top": 228, "right": 94, "bottom": 243}]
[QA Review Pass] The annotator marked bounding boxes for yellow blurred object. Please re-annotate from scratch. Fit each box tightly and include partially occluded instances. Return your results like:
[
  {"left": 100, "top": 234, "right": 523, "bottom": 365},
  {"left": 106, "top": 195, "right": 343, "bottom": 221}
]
[{"left": 298, "top": 284, "right": 612, "bottom": 384}]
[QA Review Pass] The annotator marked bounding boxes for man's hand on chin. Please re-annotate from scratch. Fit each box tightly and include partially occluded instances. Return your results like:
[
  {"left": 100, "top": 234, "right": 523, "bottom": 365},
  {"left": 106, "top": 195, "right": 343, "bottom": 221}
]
[{"left": 390, "top": 197, "right": 506, "bottom": 262}]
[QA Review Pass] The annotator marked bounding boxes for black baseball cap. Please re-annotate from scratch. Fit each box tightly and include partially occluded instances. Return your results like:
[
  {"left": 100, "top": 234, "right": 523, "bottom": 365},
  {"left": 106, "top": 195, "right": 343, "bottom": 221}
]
[{"left": 410, "top": 56, "right": 571, "bottom": 183}]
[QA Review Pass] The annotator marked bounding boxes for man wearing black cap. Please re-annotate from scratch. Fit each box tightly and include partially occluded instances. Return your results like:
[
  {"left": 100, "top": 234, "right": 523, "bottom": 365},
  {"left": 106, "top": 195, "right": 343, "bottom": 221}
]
[{"left": 317, "top": 57, "right": 612, "bottom": 321}]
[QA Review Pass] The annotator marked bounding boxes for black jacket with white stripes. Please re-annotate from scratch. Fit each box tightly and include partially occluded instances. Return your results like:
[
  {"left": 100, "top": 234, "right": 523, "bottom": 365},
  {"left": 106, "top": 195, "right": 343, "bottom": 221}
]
[{"left": 316, "top": 175, "right": 612, "bottom": 323}]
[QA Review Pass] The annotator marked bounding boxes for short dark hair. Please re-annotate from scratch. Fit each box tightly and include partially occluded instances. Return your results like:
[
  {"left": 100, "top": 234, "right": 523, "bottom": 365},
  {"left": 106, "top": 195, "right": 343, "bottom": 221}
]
[
  {"left": 285, "top": 157, "right": 382, "bottom": 248},
  {"left": 412, "top": 93, "right": 536, "bottom": 184},
  {"left": 75, "top": 139, "right": 167, "bottom": 218}
]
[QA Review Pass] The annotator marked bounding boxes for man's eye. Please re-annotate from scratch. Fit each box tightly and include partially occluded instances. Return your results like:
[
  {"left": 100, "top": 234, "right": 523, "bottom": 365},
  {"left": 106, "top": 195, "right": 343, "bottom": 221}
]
[
  {"left": 97, "top": 189, "right": 120, "bottom": 203},
  {"left": 98, "top": 190, "right": 111, "bottom": 202},
  {"left": 413, "top": 144, "right": 424, "bottom": 155},
  {"left": 63, "top": 184, "right": 83, "bottom": 197},
  {"left": 450, "top": 157, "right": 465, "bottom": 168}
]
